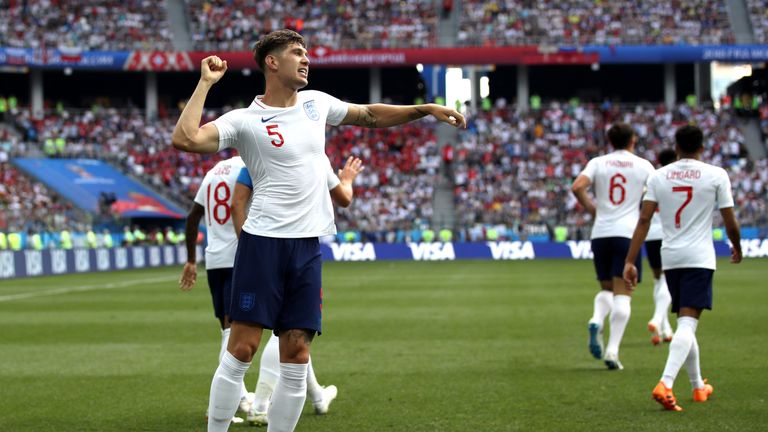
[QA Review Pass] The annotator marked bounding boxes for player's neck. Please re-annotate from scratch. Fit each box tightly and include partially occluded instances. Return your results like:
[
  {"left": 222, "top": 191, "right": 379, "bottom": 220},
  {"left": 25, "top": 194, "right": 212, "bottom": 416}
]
[
  {"left": 261, "top": 81, "right": 299, "bottom": 108},
  {"left": 678, "top": 153, "right": 701, "bottom": 161}
]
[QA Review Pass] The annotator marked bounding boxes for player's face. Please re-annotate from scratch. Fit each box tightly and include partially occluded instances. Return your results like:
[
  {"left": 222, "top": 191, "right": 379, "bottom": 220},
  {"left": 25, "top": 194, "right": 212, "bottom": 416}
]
[{"left": 275, "top": 43, "right": 309, "bottom": 90}]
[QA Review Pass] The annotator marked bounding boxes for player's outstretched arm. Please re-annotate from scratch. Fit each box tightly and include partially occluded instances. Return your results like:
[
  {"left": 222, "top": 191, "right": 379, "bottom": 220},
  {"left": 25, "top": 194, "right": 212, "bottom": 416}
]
[
  {"left": 180, "top": 203, "right": 204, "bottom": 291},
  {"left": 720, "top": 207, "right": 742, "bottom": 263},
  {"left": 340, "top": 103, "right": 466, "bottom": 129},
  {"left": 330, "top": 156, "right": 365, "bottom": 208},
  {"left": 172, "top": 56, "right": 227, "bottom": 154},
  {"left": 623, "top": 200, "right": 657, "bottom": 289},
  {"left": 571, "top": 174, "right": 596, "bottom": 217}
]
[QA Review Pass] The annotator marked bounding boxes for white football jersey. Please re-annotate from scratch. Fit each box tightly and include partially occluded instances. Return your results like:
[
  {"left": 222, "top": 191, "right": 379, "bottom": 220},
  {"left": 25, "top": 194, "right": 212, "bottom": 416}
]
[
  {"left": 645, "top": 158, "right": 734, "bottom": 270},
  {"left": 214, "top": 90, "right": 348, "bottom": 238},
  {"left": 580, "top": 150, "right": 655, "bottom": 239},
  {"left": 647, "top": 210, "right": 663, "bottom": 241},
  {"left": 194, "top": 156, "right": 245, "bottom": 269}
]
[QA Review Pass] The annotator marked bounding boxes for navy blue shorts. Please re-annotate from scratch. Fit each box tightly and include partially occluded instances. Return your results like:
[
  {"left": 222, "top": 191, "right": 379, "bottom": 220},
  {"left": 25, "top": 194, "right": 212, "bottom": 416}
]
[
  {"left": 207, "top": 267, "right": 233, "bottom": 320},
  {"left": 644, "top": 240, "right": 662, "bottom": 270},
  {"left": 591, "top": 237, "right": 642, "bottom": 283},
  {"left": 664, "top": 268, "right": 714, "bottom": 313},
  {"left": 230, "top": 232, "right": 323, "bottom": 335}
]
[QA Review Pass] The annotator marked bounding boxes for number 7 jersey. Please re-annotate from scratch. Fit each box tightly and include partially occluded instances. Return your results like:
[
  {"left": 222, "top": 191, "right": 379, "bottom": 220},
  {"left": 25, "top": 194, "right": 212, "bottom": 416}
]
[
  {"left": 644, "top": 158, "right": 734, "bottom": 270},
  {"left": 194, "top": 156, "right": 245, "bottom": 269},
  {"left": 580, "top": 149, "right": 655, "bottom": 240}
]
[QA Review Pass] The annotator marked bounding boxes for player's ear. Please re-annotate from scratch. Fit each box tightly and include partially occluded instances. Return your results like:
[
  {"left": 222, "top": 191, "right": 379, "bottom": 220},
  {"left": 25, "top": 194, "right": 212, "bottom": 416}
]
[{"left": 265, "top": 54, "right": 278, "bottom": 72}]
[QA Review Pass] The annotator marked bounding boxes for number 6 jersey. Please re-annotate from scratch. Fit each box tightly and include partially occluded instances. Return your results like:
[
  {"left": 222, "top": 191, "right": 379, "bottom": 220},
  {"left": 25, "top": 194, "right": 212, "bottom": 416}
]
[
  {"left": 194, "top": 156, "right": 245, "bottom": 269},
  {"left": 580, "top": 149, "right": 655, "bottom": 240},
  {"left": 644, "top": 158, "right": 734, "bottom": 270}
]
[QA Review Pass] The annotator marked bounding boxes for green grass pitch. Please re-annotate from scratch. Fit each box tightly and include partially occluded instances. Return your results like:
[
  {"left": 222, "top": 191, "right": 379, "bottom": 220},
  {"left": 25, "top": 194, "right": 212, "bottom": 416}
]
[{"left": 1, "top": 259, "right": 766, "bottom": 431}]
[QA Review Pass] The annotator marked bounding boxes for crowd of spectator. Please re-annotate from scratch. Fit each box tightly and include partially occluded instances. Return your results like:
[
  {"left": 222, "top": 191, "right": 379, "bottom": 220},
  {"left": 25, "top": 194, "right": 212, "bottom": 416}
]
[
  {"left": 458, "top": 0, "right": 735, "bottom": 46},
  {"left": 748, "top": 0, "right": 768, "bottom": 43},
  {"left": 325, "top": 121, "right": 441, "bottom": 242},
  {"left": 452, "top": 100, "right": 767, "bottom": 242},
  {"left": 3, "top": 0, "right": 764, "bottom": 53},
  {"left": 0, "top": 161, "right": 83, "bottom": 235},
  {"left": 185, "top": 0, "right": 437, "bottom": 51},
  {"left": 0, "top": 0, "right": 174, "bottom": 51},
  {"left": 2, "top": 98, "right": 767, "bottom": 244}
]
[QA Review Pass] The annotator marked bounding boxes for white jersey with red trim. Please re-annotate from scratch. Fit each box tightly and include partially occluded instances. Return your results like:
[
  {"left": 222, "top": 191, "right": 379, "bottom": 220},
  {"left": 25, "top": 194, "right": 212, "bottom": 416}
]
[
  {"left": 194, "top": 156, "right": 245, "bottom": 269},
  {"left": 644, "top": 158, "right": 734, "bottom": 270},
  {"left": 580, "top": 150, "right": 655, "bottom": 239},
  {"left": 213, "top": 90, "right": 349, "bottom": 238}
]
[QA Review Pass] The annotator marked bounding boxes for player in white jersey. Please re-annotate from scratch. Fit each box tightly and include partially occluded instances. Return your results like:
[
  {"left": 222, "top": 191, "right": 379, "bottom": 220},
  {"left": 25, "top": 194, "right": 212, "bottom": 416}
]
[
  {"left": 178, "top": 156, "right": 253, "bottom": 423},
  {"left": 233, "top": 156, "right": 363, "bottom": 426},
  {"left": 623, "top": 125, "right": 742, "bottom": 411},
  {"left": 644, "top": 149, "right": 677, "bottom": 345},
  {"left": 572, "top": 123, "right": 655, "bottom": 370},
  {"left": 171, "top": 29, "right": 465, "bottom": 432}
]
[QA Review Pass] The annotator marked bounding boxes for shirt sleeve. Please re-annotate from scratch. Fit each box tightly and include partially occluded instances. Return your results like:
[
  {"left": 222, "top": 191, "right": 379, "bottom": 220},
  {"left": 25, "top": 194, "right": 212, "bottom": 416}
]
[
  {"left": 326, "top": 158, "right": 341, "bottom": 190},
  {"left": 212, "top": 109, "right": 243, "bottom": 151},
  {"left": 644, "top": 172, "right": 659, "bottom": 203},
  {"left": 236, "top": 167, "right": 253, "bottom": 189},
  {"left": 580, "top": 158, "right": 597, "bottom": 180},
  {"left": 324, "top": 92, "right": 349, "bottom": 126},
  {"left": 715, "top": 168, "right": 735, "bottom": 209}
]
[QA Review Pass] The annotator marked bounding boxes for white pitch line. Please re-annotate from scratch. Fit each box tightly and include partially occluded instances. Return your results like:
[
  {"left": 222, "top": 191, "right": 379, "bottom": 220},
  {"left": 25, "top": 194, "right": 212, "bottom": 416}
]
[{"left": 0, "top": 275, "right": 178, "bottom": 302}]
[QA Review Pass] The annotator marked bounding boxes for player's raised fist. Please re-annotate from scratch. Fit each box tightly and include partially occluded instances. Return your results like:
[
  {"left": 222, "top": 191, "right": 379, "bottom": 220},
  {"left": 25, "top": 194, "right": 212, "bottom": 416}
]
[{"left": 201, "top": 56, "right": 228, "bottom": 84}]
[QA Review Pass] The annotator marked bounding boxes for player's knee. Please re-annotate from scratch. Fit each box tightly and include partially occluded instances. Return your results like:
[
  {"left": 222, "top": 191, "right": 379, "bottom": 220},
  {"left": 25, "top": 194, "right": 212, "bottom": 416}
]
[
  {"left": 229, "top": 340, "right": 258, "bottom": 362},
  {"left": 278, "top": 329, "right": 313, "bottom": 363}
]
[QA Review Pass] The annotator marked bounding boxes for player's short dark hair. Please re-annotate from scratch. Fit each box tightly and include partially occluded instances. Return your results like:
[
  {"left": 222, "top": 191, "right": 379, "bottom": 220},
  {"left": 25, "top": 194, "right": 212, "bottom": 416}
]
[
  {"left": 674, "top": 125, "right": 704, "bottom": 154},
  {"left": 657, "top": 149, "right": 677, "bottom": 167},
  {"left": 253, "top": 29, "right": 306, "bottom": 71},
  {"left": 606, "top": 123, "right": 635, "bottom": 150}
]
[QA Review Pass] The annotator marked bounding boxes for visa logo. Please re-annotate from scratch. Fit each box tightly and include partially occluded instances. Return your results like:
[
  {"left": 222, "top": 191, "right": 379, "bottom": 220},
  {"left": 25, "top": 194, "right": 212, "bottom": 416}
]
[
  {"left": 488, "top": 241, "right": 535, "bottom": 260},
  {"left": 567, "top": 240, "right": 593, "bottom": 259},
  {"left": 330, "top": 242, "right": 376, "bottom": 261},
  {"left": 408, "top": 242, "right": 455, "bottom": 261}
]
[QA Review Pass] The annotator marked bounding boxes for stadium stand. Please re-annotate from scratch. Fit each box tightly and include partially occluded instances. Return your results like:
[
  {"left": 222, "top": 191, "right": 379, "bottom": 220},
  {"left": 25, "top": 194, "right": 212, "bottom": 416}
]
[
  {"left": 185, "top": 0, "right": 438, "bottom": 51},
  {"left": 747, "top": 0, "right": 768, "bottom": 43},
  {"left": 457, "top": 0, "right": 735, "bottom": 46},
  {"left": 0, "top": 0, "right": 174, "bottom": 51}
]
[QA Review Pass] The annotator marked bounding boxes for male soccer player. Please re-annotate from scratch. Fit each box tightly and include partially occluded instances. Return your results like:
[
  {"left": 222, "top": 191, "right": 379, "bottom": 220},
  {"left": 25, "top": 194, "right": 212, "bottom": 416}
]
[
  {"left": 623, "top": 125, "right": 742, "bottom": 411},
  {"left": 233, "top": 156, "right": 364, "bottom": 425},
  {"left": 171, "top": 29, "right": 465, "bottom": 432},
  {"left": 571, "top": 123, "right": 655, "bottom": 369},
  {"left": 179, "top": 156, "right": 253, "bottom": 423},
  {"left": 645, "top": 149, "right": 677, "bottom": 345}
]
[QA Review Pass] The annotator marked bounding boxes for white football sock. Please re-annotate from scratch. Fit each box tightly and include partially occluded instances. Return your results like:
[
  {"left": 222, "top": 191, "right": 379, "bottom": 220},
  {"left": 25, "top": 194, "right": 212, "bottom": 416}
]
[
  {"left": 661, "top": 316, "right": 698, "bottom": 388},
  {"left": 267, "top": 363, "right": 308, "bottom": 432},
  {"left": 589, "top": 290, "right": 614, "bottom": 326},
  {"left": 253, "top": 335, "right": 280, "bottom": 413},
  {"left": 306, "top": 358, "right": 323, "bottom": 405},
  {"left": 659, "top": 276, "right": 673, "bottom": 335},
  {"left": 605, "top": 294, "right": 631, "bottom": 356},
  {"left": 208, "top": 351, "right": 251, "bottom": 432},
  {"left": 685, "top": 333, "right": 706, "bottom": 389},
  {"left": 651, "top": 276, "right": 672, "bottom": 327},
  {"left": 219, "top": 328, "right": 230, "bottom": 363}
]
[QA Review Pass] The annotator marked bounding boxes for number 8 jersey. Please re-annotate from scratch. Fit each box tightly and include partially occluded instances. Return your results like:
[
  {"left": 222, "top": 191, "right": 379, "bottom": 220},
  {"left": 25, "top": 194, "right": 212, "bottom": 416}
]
[
  {"left": 580, "top": 149, "right": 655, "bottom": 240},
  {"left": 644, "top": 158, "right": 734, "bottom": 270},
  {"left": 194, "top": 156, "right": 245, "bottom": 269}
]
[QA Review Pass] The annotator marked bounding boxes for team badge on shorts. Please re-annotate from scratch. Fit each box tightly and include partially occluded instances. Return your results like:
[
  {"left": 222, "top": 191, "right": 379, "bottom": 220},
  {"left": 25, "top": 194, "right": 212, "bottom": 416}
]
[
  {"left": 303, "top": 100, "right": 319, "bottom": 121},
  {"left": 240, "top": 292, "right": 256, "bottom": 311}
]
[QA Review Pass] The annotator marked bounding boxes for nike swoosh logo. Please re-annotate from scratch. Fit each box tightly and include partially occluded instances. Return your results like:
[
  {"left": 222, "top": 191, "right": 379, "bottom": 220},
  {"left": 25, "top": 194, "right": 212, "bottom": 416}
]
[{"left": 261, "top": 115, "right": 277, "bottom": 123}]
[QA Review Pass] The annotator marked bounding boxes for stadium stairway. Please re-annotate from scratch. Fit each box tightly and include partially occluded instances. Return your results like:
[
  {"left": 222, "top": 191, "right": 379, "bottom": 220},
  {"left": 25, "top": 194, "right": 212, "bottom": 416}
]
[
  {"left": 727, "top": 0, "right": 757, "bottom": 43},
  {"left": 432, "top": 124, "right": 458, "bottom": 231},
  {"left": 436, "top": 0, "right": 460, "bottom": 47},
  {"left": 739, "top": 117, "right": 767, "bottom": 159},
  {"left": 165, "top": 0, "right": 194, "bottom": 51}
]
